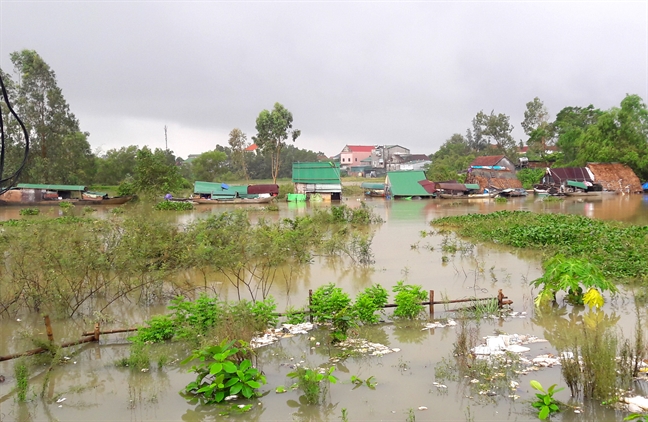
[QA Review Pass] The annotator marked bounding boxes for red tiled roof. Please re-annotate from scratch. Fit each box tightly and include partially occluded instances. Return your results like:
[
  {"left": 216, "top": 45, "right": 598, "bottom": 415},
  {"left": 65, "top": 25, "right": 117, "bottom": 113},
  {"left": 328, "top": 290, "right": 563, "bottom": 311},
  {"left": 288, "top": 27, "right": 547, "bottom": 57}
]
[
  {"left": 344, "top": 145, "right": 374, "bottom": 153},
  {"left": 245, "top": 144, "right": 258, "bottom": 152},
  {"left": 470, "top": 155, "right": 505, "bottom": 167}
]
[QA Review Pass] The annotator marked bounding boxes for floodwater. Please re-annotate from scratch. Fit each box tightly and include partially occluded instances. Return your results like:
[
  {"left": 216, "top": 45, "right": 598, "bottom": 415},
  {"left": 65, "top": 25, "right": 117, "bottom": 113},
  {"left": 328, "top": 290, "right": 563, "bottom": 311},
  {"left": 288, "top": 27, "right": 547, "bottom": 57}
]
[{"left": 0, "top": 194, "right": 647, "bottom": 422}]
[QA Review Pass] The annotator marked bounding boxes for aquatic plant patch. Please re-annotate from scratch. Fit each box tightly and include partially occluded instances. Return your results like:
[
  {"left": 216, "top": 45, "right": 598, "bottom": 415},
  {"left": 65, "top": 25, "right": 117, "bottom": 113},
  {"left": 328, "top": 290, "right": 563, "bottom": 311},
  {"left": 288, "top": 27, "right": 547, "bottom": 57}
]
[{"left": 431, "top": 211, "right": 648, "bottom": 280}]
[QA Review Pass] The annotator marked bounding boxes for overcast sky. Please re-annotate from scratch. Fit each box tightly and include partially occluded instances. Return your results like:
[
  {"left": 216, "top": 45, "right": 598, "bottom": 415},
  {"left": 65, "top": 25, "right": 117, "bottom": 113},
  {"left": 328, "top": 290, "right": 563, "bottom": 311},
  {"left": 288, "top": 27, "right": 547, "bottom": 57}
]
[{"left": 1, "top": 1, "right": 646, "bottom": 159}]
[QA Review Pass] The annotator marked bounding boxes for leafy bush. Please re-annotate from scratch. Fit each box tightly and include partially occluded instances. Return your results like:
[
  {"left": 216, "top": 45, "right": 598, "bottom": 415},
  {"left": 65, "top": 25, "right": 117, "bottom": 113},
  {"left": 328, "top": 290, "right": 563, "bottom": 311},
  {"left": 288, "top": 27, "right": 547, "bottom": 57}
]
[
  {"left": 116, "top": 343, "right": 151, "bottom": 370},
  {"left": 183, "top": 340, "right": 266, "bottom": 404},
  {"left": 130, "top": 315, "right": 176, "bottom": 344},
  {"left": 353, "top": 284, "right": 389, "bottom": 324},
  {"left": 310, "top": 283, "right": 352, "bottom": 323},
  {"left": 392, "top": 281, "right": 427, "bottom": 319},
  {"left": 59, "top": 201, "right": 74, "bottom": 209},
  {"left": 251, "top": 296, "right": 278, "bottom": 328},
  {"left": 117, "top": 179, "right": 136, "bottom": 196},
  {"left": 283, "top": 305, "right": 307, "bottom": 324},
  {"left": 517, "top": 168, "right": 545, "bottom": 189}
]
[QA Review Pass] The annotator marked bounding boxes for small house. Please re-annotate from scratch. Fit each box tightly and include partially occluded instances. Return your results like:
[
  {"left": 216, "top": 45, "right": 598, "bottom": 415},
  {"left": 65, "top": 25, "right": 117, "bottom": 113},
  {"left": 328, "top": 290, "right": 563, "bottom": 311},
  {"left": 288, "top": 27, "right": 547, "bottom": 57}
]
[
  {"left": 339, "top": 145, "right": 375, "bottom": 168},
  {"left": 292, "top": 162, "right": 342, "bottom": 201},
  {"left": 385, "top": 171, "right": 435, "bottom": 198},
  {"left": 466, "top": 156, "right": 521, "bottom": 190}
]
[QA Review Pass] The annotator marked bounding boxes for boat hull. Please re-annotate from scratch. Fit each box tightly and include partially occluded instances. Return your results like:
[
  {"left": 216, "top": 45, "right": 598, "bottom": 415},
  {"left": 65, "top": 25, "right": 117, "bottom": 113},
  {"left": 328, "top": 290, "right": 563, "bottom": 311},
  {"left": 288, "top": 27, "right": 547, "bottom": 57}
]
[
  {"left": 0, "top": 195, "right": 134, "bottom": 206},
  {"left": 438, "top": 193, "right": 494, "bottom": 199},
  {"left": 193, "top": 196, "right": 275, "bottom": 205}
]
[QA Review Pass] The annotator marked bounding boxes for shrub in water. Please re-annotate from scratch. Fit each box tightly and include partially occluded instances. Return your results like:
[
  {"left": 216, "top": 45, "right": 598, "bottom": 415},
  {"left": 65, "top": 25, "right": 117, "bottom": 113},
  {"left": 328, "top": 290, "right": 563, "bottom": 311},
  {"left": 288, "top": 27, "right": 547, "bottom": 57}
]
[
  {"left": 19, "top": 208, "right": 39, "bottom": 216},
  {"left": 354, "top": 284, "right": 389, "bottom": 324},
  {"left": 392, "top": 281, "right": 427, "bottom": 319},
  {"left": 310, "top": 283, "right": 352, "bottom": 323}
]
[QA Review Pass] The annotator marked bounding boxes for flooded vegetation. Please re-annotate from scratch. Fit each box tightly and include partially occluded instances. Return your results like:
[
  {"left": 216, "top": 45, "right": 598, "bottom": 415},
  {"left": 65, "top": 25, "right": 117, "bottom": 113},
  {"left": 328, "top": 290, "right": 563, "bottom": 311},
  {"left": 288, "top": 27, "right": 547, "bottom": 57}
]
[{"left": 1, "top": 195, "right": 648, "bottom": 421}]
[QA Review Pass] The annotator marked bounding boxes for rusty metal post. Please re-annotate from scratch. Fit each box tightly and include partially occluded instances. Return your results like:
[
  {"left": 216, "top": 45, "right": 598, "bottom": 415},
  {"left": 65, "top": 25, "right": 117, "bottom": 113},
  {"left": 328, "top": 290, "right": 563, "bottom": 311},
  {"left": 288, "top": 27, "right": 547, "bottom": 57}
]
[
  {"left": 429, "top": 290, "right": 434, "bottom": 316},
  {"left": 308, "top": 289, "right": 313, "bottom": 323},
  {"left": 497, "top": 289, "right": 504, "bottom": 308},
  {"left": 93, "top": 322, "right": 100, "bottom": 342},
  {"left": 44, "top": 315, "right": 54, "bottom": 343}
]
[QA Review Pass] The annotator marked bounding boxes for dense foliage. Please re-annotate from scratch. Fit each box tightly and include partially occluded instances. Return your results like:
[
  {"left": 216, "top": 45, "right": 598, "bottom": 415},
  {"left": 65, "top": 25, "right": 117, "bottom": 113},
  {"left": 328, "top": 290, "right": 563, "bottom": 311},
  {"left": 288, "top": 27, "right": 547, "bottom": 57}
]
[
  {"left": 432, "top": 211, "right": 648, "bottom": 280},
  {"left": 0, "top": 206, "right": 381, "bottom": 317}
]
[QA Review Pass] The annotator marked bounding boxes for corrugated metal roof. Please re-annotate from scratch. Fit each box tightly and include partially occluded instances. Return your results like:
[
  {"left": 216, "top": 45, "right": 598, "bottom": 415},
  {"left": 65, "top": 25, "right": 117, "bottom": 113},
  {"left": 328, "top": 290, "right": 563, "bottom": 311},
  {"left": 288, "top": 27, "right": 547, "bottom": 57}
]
[
  {"left": 16, "top": 184, "right": 86, "bottom": 191},
  {"left": 194, "top": 181, "right": 247, "bottom": 195},
  {"left": 385, "top": 171, "right": 434, "bottom": 196},
  {"left": 548, "top": 168, "right": 593, "bottom": 184},
  {"left": 436, "top": 182, "right": 468, "bottom": 191},
  {"left": 292, "top": 162, "right": 341, "bottom": 184},
  {"left": 417, "top": 180, "right": 436, "bottom": 193},
  {"left": 464, "top": 183, "right": 480, "bottom": 190},
  {"left": 470, "top": 155, "right": 505, "bottom": 167},
  {"left": 567, "top": 180, "right": 587, "bottom": 189}
]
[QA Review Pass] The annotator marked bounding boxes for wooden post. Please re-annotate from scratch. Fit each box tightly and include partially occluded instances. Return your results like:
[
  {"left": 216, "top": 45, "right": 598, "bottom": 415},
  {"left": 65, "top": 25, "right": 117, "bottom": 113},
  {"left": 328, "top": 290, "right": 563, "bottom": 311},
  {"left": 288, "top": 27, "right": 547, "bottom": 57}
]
[
  {"left": 429, "top": 290, "right": 434, "bottom": 316},
  {"left": 308, "top": 289, "right": 313, "bottom": 323},
  {"left": 44, "top": 315, "right": 54, "bottom": 343},
  {"left": 93, "top": 322, "right": 100, "bottom": 342},
  {"left": 497, "top": 289, "right": 504, "bottom": 308}
]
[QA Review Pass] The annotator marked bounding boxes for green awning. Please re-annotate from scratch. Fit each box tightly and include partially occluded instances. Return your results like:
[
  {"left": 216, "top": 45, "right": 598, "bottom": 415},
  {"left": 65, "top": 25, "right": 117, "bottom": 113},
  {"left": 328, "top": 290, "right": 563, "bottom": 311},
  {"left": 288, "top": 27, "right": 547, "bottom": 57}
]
[
  {"left": 567, "top": 180, "right": 587, "bottom": 189},
  {"left": 16, "top": 183, "right": 86, "bottom": 191},
  {"left": 464, "top": 183, "right": 480, "bottom": 190}
]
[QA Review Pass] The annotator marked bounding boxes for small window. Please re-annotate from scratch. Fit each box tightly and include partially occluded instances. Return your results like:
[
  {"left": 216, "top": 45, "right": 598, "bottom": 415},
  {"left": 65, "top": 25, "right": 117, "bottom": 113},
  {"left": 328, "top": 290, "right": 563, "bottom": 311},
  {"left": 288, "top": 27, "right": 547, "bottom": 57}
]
[{"left": 355, "top": 158, "right": 358, "bottom": 162}]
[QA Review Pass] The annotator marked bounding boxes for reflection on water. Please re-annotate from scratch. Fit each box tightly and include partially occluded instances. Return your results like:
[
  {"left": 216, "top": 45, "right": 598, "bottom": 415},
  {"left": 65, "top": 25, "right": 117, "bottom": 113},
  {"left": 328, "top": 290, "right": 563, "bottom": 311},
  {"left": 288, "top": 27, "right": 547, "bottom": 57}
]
[{"left": 0, "top": 194, "right": 646, "bottom": 421}]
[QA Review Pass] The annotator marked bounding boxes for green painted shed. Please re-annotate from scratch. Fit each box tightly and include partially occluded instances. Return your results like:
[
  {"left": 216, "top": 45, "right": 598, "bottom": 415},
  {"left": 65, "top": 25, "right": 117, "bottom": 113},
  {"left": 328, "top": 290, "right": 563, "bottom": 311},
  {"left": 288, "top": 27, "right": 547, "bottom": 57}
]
[{"left": 385, "top": 171, "right": 434, "bottom": 198}]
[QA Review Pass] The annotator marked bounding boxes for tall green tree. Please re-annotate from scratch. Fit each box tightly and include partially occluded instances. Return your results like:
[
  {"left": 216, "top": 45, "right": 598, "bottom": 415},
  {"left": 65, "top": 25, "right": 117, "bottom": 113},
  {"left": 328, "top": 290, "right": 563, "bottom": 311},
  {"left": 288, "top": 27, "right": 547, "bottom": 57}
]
[
  {"left": 191, "top": 149, "right": 229, "bottom": 182},
  {"left": 0, "top": 50, "right": 95, "bottom": 184},
  {"left": 554, "top": 105, "right": 602, "bottom": 165},
  {"left": 252, "top": 103, "right": 301, "bottom": 183},
  {"left": 471, "top": 110, "right": 517, "bottom": 158},
  {"left": 95, "top": 145, "right": 138, "bottom": 185},
  {"left": 227, "top": 128, "right": 249, "bottom": 180},
  {"left": 425, "top": 133, "right": 476, "bottom": 181},
  {"left": 132, "top": 147, "right": 186, "bottom": 198},
  {"left": 522, "top": 97, "right": 555, "bottom": 160}
]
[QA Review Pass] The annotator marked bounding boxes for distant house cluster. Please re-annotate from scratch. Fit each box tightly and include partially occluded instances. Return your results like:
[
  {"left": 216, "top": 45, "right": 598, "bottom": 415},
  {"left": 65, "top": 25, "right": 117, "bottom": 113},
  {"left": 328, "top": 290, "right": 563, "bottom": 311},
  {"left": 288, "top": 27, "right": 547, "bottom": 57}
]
[{"left": 335, "top": 145, "right": 431, "bottom": 176}]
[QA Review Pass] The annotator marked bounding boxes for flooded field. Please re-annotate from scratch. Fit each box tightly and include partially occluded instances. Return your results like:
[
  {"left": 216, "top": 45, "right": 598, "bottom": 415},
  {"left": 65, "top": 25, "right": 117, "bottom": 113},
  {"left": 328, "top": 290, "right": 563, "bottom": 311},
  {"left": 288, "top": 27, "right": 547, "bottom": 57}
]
[{"left": 0, "top": 194, "right": 647, "bottom": 421}]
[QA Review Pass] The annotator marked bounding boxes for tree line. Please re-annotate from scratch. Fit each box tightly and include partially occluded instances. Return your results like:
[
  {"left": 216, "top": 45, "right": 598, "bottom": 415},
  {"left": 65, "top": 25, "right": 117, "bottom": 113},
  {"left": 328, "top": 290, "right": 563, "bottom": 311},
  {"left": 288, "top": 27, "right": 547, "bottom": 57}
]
[
  {"left": 0, "top": 50, "right": 320, "bottom": 196},
  {"left": 427, "top": 95, "right": 648, "bottom": 181}
]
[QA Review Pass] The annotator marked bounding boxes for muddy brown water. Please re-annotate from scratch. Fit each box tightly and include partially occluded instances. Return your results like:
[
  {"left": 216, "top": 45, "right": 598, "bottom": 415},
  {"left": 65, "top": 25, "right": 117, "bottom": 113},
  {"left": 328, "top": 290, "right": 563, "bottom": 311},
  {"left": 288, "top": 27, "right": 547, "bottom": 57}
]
[{"left": 1, "top": 194, "right": 647, "bottom": 421}]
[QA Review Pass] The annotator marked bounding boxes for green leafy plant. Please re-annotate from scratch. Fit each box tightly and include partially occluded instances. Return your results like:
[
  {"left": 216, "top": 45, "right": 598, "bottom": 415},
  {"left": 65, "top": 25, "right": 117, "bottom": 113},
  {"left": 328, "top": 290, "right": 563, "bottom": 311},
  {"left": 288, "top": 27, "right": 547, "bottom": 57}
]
[
  {"left": 532, "top": 255, "right": 618, "bottom": 308},
  {"left": 19, "top": 208, "right": 40, "bottom": 216},
  {"left": 129, "top": 315, "right": 176, "bottom": 344},
  {"left": 115, "top": 342, "right": 151, "bottom": 370},
  {"left": 251, "top": 296, "right": 278, "bottom": 328},
  {"left": 59, "top": 201, "right": 74, "bottom": 209},
  {"left": 354, "top": 284, "right": 389, "bottom": 324},
  {"left": 310, "top": 283, "right": 352, "bottom": 323},
  {"left": 287, "top": 366, "right": 337, "bottom": 405},
  {"left": 284, "top": 305, "right": 307, "bottom": 324},
  {"left": 530, "top": 380, "right": 562, "bottom": 420},
  {"left": 14, "top": 361, "right": 29, "bottom": 402},
  {"left": 494, "top": 196, "right": 507, "bottom": 203},
  {"left": 154, "top": 200, "right": 194, "bottom": 211},
  {"left": 182, "top": 340, "right": 266, "bottom": 404},
  {"left": 392, "top": 281, "right": 427, "bottom": 319},
  {"left": 330, "top": 306, "right": 356, "bottom": 342},
  {"left": 350, "top": 375, "right": 377, "bottom": 390}
]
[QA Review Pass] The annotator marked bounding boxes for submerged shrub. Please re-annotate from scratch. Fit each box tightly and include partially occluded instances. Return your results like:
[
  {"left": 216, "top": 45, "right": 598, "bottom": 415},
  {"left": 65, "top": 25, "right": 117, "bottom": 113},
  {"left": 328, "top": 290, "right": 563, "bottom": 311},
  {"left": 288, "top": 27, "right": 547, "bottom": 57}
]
[
  {"left": 19, "top": 208, "right": 39, "bottom": 216},
  {"left": 310, "top": 283, "right": 352, "bottom": 323},
  {"left": 392, "top": 281, "right": 427, "bottom": 319},
  {"left": 183, "top": 340, "right": 266, "bottom": 404},
  {"left": 354, "top": 284, "right": 389, "bottom": 324}
]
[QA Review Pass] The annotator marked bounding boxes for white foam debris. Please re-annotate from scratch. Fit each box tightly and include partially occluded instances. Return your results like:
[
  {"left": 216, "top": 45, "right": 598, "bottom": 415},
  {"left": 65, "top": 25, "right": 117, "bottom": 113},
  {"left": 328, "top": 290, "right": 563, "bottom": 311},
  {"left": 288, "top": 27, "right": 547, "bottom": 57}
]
[
  {"left": 250, "top": 323, "right": 315, "bottom": 349},
  {"left": 471, "top": 334, "right": 546, "bottom": 356},
  {"left": 335, "top": 339, "right": 400, "bottom": 356},
  {"left": 532, "top": 354, "right": 561, "bottom": 367},
  {"left": 422, "top": 319, "right": 457, "bottom": 330},
  {"left": 623, "top": 396, "right": 648, "bottom": 412}
]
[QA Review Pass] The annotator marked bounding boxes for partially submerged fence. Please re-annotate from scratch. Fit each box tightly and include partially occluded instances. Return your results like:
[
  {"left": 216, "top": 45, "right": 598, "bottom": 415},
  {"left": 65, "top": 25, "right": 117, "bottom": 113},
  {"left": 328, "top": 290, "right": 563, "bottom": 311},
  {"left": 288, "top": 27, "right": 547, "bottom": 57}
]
[{"left": 0, "top": 289, "right": 511, "bottom": 362}]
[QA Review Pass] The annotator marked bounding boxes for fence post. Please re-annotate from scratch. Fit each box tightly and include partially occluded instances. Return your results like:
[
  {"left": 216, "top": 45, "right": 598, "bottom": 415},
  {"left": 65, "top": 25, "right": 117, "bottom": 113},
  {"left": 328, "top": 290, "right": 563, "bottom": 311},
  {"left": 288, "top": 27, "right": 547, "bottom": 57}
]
[
  {"left": 497, "top": 289, "right": 504, "bottom": 308},
  {"left": 44, "top": 315, "right": 54, "bottom": 343},
  {"left": 93, "top": 322, "right": 101, "bottom": 342},
  {"left": 308, "top": 289, "right": 313, "bottom": 323},
  {"left": 429, "top": 290, "right": 434, "bottom": 316}
]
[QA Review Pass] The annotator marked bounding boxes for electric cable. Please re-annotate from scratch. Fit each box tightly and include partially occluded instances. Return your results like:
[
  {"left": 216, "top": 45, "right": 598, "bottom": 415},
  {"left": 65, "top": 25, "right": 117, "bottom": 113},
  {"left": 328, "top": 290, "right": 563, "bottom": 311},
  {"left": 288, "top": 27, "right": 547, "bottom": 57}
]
[{"left": 0, "top": 70, "right": 30, "bottom": 195}]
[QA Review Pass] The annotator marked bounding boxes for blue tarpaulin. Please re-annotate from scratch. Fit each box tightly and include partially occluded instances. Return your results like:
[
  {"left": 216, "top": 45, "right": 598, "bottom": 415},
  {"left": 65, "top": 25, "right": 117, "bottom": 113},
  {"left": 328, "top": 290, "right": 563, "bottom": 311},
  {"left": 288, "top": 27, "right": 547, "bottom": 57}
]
[{"left": 642, "top": 182, "right": 648, "bottom": 190}]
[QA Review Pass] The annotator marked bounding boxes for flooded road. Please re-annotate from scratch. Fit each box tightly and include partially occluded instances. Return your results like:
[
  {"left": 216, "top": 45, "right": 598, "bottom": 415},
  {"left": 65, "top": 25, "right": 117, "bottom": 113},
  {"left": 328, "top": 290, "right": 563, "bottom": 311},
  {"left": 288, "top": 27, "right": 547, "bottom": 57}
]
[{"left": 0, "top": 194, "right": 646, "bottom": 421}]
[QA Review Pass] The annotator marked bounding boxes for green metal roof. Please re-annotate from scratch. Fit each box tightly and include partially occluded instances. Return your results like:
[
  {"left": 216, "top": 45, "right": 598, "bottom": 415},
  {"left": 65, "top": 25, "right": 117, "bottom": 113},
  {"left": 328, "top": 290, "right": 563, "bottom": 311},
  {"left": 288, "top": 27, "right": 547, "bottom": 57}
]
[
  {"left": 194, "top": 181, "right": 247, "bottom": 195},
  {"left": 385, "top": 171, "right": 434, "bottom": 197},
  {"left": 567, "top": 180, "right": 587, "bottom": 189},
  {"left": 16, "top": 183, "right": 86, "bottom": 191},
  {"left": 292, "top": 162, "right": 341, "bottom": 184},
  {"left": 465, "top": 183, "right": 481, "bottom": 190},
  {"left": 361, "top": 182, "right": 385, "bottom": 190}
]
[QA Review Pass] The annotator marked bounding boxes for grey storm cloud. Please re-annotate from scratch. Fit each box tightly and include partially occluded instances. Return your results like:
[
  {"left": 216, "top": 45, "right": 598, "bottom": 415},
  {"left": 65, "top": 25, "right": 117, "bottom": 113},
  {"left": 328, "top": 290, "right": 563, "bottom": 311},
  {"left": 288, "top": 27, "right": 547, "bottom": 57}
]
[{"left": 1, "top": 1, "right": 646, "bottom": 159}]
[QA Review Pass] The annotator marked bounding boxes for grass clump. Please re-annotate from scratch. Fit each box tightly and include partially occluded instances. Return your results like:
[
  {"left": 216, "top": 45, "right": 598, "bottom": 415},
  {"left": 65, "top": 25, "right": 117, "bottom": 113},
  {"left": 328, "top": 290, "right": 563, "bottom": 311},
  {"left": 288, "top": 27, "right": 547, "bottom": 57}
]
[
  {"left": 14, "top": 361, "right": 29, "bottom": 401},
  {"left": 286, "top": 366, "right": 337, "bottom": 405}
]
